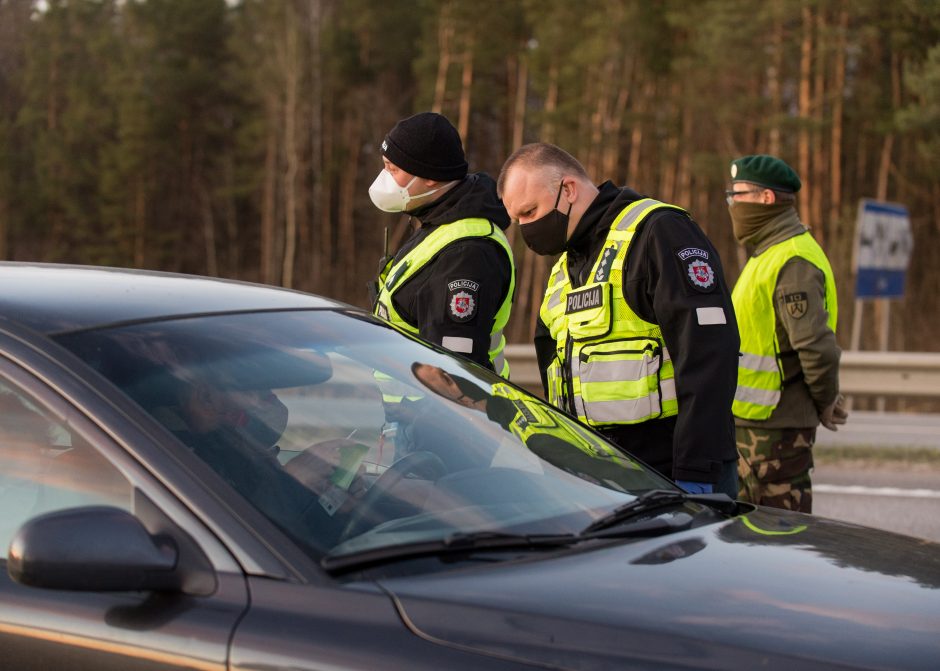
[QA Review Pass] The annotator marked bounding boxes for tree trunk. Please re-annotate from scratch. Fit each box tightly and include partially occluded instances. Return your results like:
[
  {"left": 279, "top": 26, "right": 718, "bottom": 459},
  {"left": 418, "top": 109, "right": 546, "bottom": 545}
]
[
  {"left": 540, "top": 61, "right": 559, "bottom": 144},
  {"left": 223, "top": 154, "right": 239, "bottom": 277},
  {"left": 767, "top": 9, "right": 783, "bottom": 156},
  {"left": 511, "top": 48, "right": 527, "bottom": 151},
  {"left": 308, "top": 0, "right": 324, "bottom": 291},
  {"left": 810, "top": 9, "right": 826, "bottom": 242},
  {"left": 457, "top": 36, "right": 474, "bottom": 142},
  {"left": 602, "top": 56, "right": 633, "bottom": 181},
  {"left": 431, "top": 3, "right": 453, "bottom": 114},
  {"left": 134, "top": 175, "right": 146, "bottom": 268},
  {"left": 626, "top": 81, "right": 651, "bottom": 188},
  {"left": 798, "top": 5, "right": 812, "bottom": 208},
  {"left": 337, "top": 102, "right": 363, "bottom": 299},
  {"left": 829, "top": 3, "right": 848, "bottom": 228},
  {"left": 261, "top": 116, "right": 278, "bottom": 285},
  {"left": 676, "top": 105, "right": 693, "bottom": 209},
  {"left": 281, "top": 6, "right": 300, "bottom": 289},
  {"left": 199, "top": 178, "right": 218, "bottom": 277},
  {"left": 876, "top": 51, "right": 901, "bottom": 201}
]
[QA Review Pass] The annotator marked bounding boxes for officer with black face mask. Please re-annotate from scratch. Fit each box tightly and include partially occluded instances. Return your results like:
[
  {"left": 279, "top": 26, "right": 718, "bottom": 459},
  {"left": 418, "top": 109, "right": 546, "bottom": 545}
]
[
  {"left": 498, "top": 143, "right": 740, "bottom": 497},
  {"left": 368, "top": 112, "right": 515, "bottom": 376}
]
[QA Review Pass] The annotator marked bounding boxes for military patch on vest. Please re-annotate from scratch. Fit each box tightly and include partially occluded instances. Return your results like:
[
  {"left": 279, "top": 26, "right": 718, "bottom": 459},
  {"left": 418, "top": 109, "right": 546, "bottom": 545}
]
[
  {"left": 784, "top": 291, "right": 808, "bottom": 319},
  {"left": 376, "top": 302, "right": 389, "bottom": 321},
  {"left": 565, "top": 285, "right": 603, "bottom": 313},
  {"left": 677, "top": 247, "right": 716, "bottom": 292},
  {"left": 594, "top": 243, "right": 621, "bottom": 283},
  {"left": 448, "top": 279, "right": 479, "bottom": 322}
]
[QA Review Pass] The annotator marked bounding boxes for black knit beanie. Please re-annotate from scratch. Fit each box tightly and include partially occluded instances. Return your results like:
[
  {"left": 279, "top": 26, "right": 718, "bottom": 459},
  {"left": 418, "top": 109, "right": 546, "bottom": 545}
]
[{"left": 381, "top": 112, "right": 468, "bottom": 181}]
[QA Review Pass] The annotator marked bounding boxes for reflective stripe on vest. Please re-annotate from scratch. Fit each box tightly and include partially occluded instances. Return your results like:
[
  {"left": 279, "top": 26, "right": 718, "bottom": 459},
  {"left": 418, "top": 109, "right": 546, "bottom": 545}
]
[
  {"left": 374, "top": 218, "right": 515, "bottom": 378},
  {"left": 731, "top": 230, "right": 838, "bottom": 420},
  {"left": 538, "top": 198, "right": 684, "bottom": 427}
]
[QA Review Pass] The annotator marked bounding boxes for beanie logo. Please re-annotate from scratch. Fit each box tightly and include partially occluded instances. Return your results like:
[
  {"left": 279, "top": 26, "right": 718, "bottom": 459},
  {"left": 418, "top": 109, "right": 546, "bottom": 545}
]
[
  {"left": 731, "top": 163, "right": 738, "bottom": 178},
  {"left": 381, "top": 140, "right": 388, "bottom": 152}
]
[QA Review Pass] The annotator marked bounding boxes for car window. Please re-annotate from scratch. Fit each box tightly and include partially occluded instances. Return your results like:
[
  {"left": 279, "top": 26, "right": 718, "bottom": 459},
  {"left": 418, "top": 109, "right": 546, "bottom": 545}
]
[
  {"left": 56, "top": 310, "right": 672, "bottom": 562},
  {"left": 0, "top": 380, "right": 133, "bottom": 551}
]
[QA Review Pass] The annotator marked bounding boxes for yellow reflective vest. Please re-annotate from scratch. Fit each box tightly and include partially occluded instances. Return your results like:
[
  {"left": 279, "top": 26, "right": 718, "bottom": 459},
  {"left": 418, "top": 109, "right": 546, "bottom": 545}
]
[
  {"left": 538, "top": 199, "right": 683, "bottom": 427},
  {"left": 732, "top": 231, "right": 838, "bottom": 420},
  {"left": 374, "top": 218, "right": 515, "bottom": 378}
]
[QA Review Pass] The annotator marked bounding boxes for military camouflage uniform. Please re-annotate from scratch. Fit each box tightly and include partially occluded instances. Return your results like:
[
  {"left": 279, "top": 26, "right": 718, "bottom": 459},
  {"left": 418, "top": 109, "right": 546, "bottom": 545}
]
[
  {"left": 736, "top": 427, "right": 815, "bottom": 512},
  {"left": 733, "top": 208, "right": 841, "bottom": 514}
]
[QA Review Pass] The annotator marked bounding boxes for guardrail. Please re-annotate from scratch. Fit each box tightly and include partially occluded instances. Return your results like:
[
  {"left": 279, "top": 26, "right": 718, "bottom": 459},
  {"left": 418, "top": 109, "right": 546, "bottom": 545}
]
[{"left": 504, "top": 345, "right": 940, "bottom": 399}]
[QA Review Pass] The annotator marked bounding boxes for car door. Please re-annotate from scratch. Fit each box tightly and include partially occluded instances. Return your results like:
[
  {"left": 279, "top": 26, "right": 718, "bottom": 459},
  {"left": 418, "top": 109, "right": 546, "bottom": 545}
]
[{"left": 0, "top": 335, "right": 250, "bottom": 671}]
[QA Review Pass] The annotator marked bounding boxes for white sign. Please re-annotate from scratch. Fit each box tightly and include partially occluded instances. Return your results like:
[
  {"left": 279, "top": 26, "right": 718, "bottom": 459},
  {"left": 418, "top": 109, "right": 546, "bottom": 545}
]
[{"left": 853, "top": 199, "right": 912, "bottom": 298}]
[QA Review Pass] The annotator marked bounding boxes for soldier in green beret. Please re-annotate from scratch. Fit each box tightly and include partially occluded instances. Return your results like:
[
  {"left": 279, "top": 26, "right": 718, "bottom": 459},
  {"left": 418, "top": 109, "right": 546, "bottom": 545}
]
[{"left": 727, "top": 154, "right": 847, "bottom": 513}]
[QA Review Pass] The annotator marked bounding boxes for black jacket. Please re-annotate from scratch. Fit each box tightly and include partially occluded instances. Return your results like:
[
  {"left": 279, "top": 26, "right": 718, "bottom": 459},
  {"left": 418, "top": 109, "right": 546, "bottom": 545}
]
[
  {"left": 534, "top": 182, "right": 739, "bottom": 483},
  {"left": 379, "top": 173, "right": 514, "bottom": 371}
]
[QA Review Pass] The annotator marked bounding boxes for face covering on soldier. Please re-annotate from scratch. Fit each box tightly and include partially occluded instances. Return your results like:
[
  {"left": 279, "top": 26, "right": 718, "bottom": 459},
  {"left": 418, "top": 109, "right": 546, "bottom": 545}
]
[
  {"left": 728, "top": 200, "right": 791, "bottom": 243},
  {"left": 368, "top": 169, "right": 455, "bottom": 213}
]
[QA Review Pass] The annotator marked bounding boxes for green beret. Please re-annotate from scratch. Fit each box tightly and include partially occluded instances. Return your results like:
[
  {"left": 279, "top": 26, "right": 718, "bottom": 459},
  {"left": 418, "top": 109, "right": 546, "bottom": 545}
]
[{"left": 730, "top": 155, "right": 801, "bottom": 193}]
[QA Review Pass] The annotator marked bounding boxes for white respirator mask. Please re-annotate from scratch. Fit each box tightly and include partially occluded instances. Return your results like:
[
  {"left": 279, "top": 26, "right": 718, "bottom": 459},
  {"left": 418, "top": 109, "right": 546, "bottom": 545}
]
[{"left": 368, "top": 169, "right": 454, "bottom": 213}]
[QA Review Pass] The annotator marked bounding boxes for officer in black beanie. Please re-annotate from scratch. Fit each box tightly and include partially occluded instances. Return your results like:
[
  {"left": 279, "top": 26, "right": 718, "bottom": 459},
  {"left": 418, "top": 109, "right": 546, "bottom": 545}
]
[{"left": 368, "top": 112, "right": 516, "bottom": 378}]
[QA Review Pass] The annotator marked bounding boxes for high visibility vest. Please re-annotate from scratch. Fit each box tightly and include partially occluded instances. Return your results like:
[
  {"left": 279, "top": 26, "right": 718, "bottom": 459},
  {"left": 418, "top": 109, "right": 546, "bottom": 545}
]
[
  {"left": 731, "top": 231, "right": 838, "bottom": 420},
  {"left": 538, "top": 198, "right": 684, "bottom": 427},
  {"left": 374, "top": 218, "right": 515, "bottom": 378},
  {"left": 489, "top": 382, "right": 640, "bottom": 469}
]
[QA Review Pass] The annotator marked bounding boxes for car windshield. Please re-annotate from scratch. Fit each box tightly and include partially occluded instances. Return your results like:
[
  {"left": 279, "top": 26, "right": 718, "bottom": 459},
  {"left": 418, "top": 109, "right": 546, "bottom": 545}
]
[{"left": 56, "top": 309, "right": 672, "bottom": 561}]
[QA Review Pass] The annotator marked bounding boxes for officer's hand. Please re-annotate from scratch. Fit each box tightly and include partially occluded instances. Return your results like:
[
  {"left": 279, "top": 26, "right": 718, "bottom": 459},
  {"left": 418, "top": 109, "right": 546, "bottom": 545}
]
[
  {"left": 820, "top": 394, "right": 848, "bottom": 431},
  {"left": 676, "top": 480, "right": 713, "bottom": 494}
]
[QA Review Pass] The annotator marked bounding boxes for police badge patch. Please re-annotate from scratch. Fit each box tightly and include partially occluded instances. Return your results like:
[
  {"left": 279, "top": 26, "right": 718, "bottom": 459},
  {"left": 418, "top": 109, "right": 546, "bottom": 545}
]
[
  {"left": 677, "top": 247, "right": 716, "bottom": 292},
  {"left": 448, "top": 279, "right": 479, "bottom": 322},
  {"left": 784, "top": 292, "right": 808, "bottom": 319}
]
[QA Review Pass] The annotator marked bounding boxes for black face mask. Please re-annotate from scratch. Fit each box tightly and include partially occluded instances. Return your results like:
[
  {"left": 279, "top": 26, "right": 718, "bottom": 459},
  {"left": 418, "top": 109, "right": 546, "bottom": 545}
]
[{"left": 520, "top": 182, "right": 572, "bottom": 256}]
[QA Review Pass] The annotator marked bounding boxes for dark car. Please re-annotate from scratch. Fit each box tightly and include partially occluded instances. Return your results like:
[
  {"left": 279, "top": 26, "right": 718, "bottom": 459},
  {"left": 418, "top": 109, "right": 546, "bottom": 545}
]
[{"left": 0, "top": 262, "right": 938, "bottom": 671}]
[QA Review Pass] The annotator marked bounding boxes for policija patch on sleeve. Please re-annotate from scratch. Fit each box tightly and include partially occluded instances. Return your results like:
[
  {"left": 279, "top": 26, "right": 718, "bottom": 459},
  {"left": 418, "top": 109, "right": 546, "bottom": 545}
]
[
  {"left": 676, "top": 247, "right": 716, "bottom": 292},
  {"left": 783, "top": 291, "right": 808, "bottom": 319},
  {"left": 447, "top": 279, "right": 479, "bottom": 322}
]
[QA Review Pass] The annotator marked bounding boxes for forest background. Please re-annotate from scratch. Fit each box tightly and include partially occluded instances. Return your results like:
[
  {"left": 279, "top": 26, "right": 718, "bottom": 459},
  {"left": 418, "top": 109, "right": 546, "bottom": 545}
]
[{"left": 1, "top": 0, "right": 938, "bottom": 353}]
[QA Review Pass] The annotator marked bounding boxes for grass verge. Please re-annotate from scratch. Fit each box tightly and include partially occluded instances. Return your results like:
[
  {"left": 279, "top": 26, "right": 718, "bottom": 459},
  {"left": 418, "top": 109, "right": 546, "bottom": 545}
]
[{"left": 815, "top": 444, "right": 940, "bottom": 466}]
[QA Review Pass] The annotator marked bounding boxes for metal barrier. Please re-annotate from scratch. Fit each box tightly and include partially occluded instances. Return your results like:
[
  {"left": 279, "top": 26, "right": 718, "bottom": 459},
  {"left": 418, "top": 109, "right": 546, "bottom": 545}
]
[{"left": 504, "top": 345, "right": 940, "bottom": 399}]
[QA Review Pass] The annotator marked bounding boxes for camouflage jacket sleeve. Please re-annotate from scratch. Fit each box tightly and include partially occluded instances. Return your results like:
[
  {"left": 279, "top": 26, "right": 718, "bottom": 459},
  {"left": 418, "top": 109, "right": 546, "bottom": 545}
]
[{"left": 774, "top": 258, "right": 841, "bottom": 411}]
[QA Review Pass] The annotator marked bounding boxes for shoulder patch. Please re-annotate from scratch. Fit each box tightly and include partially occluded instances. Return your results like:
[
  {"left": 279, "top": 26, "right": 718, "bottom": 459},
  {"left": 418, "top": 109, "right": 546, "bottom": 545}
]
[
  {"left": 676, "top": 247, "right": 716, "bottom": 293},
  {"left": 448, "top": 280, "right": 479, "bottom": 322},
  {"left": 783, "top": 291, "right": 808, "bottom": 319}
]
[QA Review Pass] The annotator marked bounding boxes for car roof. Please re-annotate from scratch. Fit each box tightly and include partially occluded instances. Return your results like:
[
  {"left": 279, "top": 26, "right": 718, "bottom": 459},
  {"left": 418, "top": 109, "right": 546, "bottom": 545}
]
[{"left": 0, "top": 262, "right": 347, "bottom": 335}]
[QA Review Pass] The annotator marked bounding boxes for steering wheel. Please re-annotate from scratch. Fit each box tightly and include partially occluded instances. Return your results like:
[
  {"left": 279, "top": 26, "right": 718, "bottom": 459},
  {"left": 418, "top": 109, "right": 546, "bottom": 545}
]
[{"left": 339, "top": 450, "right": 446, "bottom": 541}]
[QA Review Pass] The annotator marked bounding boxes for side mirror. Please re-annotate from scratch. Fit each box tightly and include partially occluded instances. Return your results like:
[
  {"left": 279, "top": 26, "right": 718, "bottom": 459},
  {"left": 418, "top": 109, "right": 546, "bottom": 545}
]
[{"left": 8, "top": 506, "right": 181, "bottom": 592}]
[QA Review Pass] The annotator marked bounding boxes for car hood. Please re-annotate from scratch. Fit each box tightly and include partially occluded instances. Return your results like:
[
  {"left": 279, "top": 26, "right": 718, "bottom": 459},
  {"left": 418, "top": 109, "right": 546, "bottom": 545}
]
[{"left": 380, "top": 509, "right": 940, "bottom": 670}]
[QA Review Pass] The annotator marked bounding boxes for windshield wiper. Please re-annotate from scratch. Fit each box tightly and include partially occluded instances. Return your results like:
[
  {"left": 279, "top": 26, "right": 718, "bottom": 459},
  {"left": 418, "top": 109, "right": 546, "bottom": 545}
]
[
  {"left": 321, "top": 511, "right": 713, "bottom": 574},
  {"left": 321, "top": 531, "right": 580, "bottom": 573},
  {"left": 583, "top": 489, "right": 737, "bottom": 534}
]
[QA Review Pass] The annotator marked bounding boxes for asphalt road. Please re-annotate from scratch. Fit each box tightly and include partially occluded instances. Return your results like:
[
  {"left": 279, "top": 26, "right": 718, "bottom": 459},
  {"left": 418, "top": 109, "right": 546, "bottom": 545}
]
[
  {"left": 813, "top": 462, "right": 940, "bottom": 543},
  {"left": 815, "top": 410, "right": 940, "bottom": 449},
  {"left": 809, "top": 411, "right": 940, "bottom": 544}
]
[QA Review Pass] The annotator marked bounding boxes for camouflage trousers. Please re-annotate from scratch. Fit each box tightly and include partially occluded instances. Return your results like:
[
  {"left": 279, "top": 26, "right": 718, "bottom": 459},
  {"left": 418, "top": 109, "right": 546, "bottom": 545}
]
[{"left": 736, "top": 426, "right": 816, "bottom": 513}]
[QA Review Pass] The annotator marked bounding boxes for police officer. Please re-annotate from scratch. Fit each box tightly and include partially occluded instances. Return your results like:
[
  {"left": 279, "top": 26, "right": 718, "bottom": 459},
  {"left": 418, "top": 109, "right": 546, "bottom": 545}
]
[
  {"left": 368, "top": 112, "right": 515, "bottom": 376},
  {"left": 498, "top": 142, "right": 740, "bottom": 497},
  {"left": 727, "top": 154, "right": 846, "bottom": 513}
]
